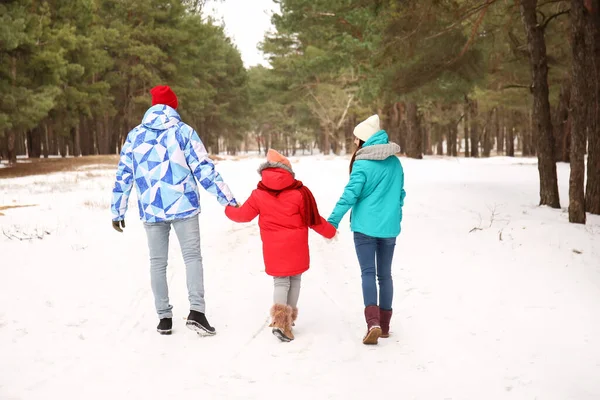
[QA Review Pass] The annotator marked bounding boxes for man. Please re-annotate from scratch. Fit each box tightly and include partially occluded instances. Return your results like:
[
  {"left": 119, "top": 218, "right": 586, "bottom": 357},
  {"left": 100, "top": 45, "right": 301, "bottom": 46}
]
[{"left": 111, "top": 85, "right": 238, "bottom": 336}]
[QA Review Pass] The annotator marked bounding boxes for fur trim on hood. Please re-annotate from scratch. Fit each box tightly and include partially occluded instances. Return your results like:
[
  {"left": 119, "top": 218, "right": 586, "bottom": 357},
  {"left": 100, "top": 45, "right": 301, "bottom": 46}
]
[{"left": 257, "top": 161, "right": 295, "bottom": 178}]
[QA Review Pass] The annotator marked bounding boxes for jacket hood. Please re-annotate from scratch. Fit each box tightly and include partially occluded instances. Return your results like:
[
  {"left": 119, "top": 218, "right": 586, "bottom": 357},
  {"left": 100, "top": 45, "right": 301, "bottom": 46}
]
[
  {"left": 363, "top": 129, "right": 389, "bottom": 146},
  {"left": 258, "top": 161, "right": 295, "bottom": 190},
  {"left": 142, "top": 105, "right": 181, "bottom": 131}
]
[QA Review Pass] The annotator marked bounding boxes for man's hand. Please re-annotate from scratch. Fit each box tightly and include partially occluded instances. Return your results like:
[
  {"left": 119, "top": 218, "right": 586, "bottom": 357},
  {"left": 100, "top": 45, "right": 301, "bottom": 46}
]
[{"left": 112, "top": 220, "right": 126, "bottom": 233}]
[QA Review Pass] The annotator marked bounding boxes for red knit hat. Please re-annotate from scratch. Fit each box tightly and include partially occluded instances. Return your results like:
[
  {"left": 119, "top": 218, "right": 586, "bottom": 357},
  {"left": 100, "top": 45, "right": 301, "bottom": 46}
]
[{"left": 150, "top": 85, "right": 178, "bottom": 109}]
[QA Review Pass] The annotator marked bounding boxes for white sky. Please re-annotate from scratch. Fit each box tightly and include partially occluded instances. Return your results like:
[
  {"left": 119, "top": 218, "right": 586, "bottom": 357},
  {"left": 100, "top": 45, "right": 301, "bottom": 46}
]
[{"left": 205, "top": 0, "right": 279, "bottom": 68}]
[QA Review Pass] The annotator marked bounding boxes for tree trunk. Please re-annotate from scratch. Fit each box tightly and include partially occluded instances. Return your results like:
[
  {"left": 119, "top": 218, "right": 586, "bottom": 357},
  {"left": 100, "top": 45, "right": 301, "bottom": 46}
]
[
  {"left": 27, "top": 127, "right": 42, "bottom": 158},
  {"left": 483, "top": 109, "right": 494, "bottom": 157},
  {"left": 494, "top": 107, "right": 501, "bottom": 155},
  {"left": 553, "top": 79, "right": 571, "bottom": 162},
  {"left": 7, "top": 131, "right": 17, "bottom": 165},
  {"left": 498, "top": 108, "right": 505, "bottom": 154},
  {"left": 569, "top": 0, "right": 592, "bottom": 223},
  {"left": 346, "top": 115, "right": 356, "bottom": 154},
  {"left": 256, "top": 131, "right": 262, "bottom": 155},
  {"left": 464, "top": 100, "right": 470, "bottom": 157},
  {"left": 586, "top": 0, "right": 600, "bottom": 214},
  {"left": 424, "top": 114, "right": 433, "bottom": 156},
  {"left": 507, "top": 124, "right": 515, "bottom": 157},
  {"left": 436, "top": 135, "right": 444, "bottom": 155},
  {"left": 522, "top": 109, "right": 533, "bottom": 156},
  {"left": 470, "top": 101, "right": 479, "bottom": 157},
  {"left": 321, "top": 121, "right": 331, "bottom": 155},
  {"left": 418, "top": 112, "right": 427, "bottom": 155},
  {"left": 390, "top": 103, "right": 400, "bottom": 148},
  {"left": 43, "top": 122, "right": 50, "bottom": 158},
  {"left": 0, "top": 135, "right": 7, "bottom": 161},
  {"left": 520, "top": 0, "right": 561, "bottom": 208},
  {"left": 398, "top": 103, "right": 407, "bottom": 154},
  {"left": 80, "top": 118, "right": 93, "bottom": 156},
  {"left": 48, "top": 123, "right": 57, "bottom": 156},
  {"left": 214, "top": 134, "right": 220, "bottom": 155},
  {"left": 406, "top": 103, "right": 422, "bottom": 159},
  {"left": 447, "top": 124, "right": 458, "bottom": 157},
  {"left": 100, "top": 113, "right": 111, "bottom": 154},
  {"left": 59, "top": 135, "right": 68, "bottom": 158},
  {"left": 72, "top": 124, "right": 82, "bottom": 157}
]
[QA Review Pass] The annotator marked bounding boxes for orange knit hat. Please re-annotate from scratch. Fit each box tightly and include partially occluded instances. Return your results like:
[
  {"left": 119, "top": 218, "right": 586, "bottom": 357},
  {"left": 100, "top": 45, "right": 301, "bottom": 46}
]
[{"left": 266, "top": 149, "right": 292, "bottom": 169}]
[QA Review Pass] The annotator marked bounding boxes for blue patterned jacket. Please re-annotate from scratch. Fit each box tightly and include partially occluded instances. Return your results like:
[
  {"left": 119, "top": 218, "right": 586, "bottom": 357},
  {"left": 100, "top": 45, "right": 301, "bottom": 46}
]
[{"left": 111, "top": 105, "right": 237, "bottom": 223}]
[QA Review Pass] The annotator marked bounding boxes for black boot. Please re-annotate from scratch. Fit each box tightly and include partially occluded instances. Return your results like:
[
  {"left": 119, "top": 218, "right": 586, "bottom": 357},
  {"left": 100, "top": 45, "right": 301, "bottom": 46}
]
[
  {"left": 157, "top": 318, "right": 172, "bottom": 335},
  {"left": 186, "top": 310, "right": 216, "bottom": 336}
]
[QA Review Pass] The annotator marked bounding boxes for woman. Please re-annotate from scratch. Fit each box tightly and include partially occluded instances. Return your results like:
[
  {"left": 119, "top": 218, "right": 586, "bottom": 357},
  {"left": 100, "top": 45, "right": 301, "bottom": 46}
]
[{"left": 327, "top": 114, "right": 406, "bottom": 345}]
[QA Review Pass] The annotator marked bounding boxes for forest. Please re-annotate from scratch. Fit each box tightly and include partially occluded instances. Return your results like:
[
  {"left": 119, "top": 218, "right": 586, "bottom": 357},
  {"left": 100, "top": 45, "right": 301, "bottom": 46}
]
[{"left": 1, "top": 0, "right": 599, "bottom": 223}]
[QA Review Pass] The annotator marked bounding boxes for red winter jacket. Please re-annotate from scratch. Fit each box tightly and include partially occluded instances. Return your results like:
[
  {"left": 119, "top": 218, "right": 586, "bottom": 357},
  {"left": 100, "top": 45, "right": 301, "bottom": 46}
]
[{"left": 225, "top": 165, "right": 336, "bottom": 277}]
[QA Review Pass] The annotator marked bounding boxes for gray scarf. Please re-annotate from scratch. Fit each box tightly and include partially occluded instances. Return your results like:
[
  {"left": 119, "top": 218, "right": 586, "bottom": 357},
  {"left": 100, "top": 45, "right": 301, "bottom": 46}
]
[{"left": 355, "top": 142, "right": 401, "bottom": 161}]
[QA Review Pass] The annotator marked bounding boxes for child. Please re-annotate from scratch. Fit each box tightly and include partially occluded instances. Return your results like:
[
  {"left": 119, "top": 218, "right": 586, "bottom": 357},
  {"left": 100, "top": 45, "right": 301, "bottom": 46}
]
[{"left": 225, "top": 149, "right": 336, "bottom": 342}]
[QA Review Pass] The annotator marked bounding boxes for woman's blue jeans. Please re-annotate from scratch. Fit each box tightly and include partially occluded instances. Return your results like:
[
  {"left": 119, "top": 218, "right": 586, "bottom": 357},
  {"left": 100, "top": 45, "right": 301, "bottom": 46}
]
[{"left": 353, "top": 232, "right": 396, "bottom": 310}]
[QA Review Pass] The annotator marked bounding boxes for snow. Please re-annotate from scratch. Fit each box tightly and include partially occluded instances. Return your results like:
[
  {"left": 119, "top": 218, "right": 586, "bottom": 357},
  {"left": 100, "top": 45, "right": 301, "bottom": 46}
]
[{"left": 1, "top": 156, "right": 599, "bottom": 400}]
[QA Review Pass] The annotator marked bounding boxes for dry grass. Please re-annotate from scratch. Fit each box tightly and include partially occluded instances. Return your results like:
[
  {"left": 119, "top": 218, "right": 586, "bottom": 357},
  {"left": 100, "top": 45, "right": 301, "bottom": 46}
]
[
  {"left": 83, "top": 199, "right": 108, "bottom": 209},
  {"left": 0, "top": 155, "right": 120, "bottom": 179},
  {"left": 0, "top": 153, "right": 223, "bottom": 179},
  {"left": 0, "top": 204, "right": 38, "bottom": 216}
]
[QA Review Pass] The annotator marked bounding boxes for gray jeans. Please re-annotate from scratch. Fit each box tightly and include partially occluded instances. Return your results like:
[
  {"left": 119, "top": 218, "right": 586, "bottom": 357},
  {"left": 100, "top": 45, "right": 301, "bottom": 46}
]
[
  {"left": 273, "top": 274, "right": 302, "bottom": 308},
  {"left": 143, "top": 214, "right": 205, "bottom": 318}
]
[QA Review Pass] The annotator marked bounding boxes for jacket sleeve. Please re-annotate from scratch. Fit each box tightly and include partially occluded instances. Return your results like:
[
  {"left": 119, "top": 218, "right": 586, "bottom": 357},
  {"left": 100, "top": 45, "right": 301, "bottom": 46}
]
[
  {"left": 327, "top": 164, "right": 367, "bottom": 229},
  {"left": 111, "top": 133, "right": 135, "bottom": 221},
  {"left": 184, "top": 127, "right": 237, "bottom": 207},
  {"left": 400, "top": 177, "right": 406, "bottom": 207},
  {"left": 310, "top": 217, "right": 337, "bottom": 239},
  {"left": 225, "top": 191, "right": 259, "bottom": 222},
  {"left": 399, "top": 163, "right": 406, "bottom": 207}
]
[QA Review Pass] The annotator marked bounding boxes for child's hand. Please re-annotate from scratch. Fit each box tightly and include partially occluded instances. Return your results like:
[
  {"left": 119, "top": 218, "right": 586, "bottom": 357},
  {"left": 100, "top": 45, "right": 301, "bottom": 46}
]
[{"left": 325, "top": 231, "right": 339, "bottom": 243}]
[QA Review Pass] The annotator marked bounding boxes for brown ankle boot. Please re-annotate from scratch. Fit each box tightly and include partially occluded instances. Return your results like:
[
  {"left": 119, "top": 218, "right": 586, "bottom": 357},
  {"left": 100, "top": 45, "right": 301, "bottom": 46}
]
[
  {"left": 363, "top": 305, "right": 382, "bottom": 345},
  {"left": 380, "top": 309, "right": 392, "bottom": 338},
  {"left": 270, "top": 304, "right": 294, "bottom": 342},
  {"left": 270, "top": 307, "right": 298, "bottom": 327}
]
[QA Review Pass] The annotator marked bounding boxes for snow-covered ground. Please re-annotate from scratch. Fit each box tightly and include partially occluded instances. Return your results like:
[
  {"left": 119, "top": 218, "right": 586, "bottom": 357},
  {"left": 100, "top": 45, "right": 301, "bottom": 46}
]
[{"left": 1, "top": 156, "right": 599, "bottom": 400}]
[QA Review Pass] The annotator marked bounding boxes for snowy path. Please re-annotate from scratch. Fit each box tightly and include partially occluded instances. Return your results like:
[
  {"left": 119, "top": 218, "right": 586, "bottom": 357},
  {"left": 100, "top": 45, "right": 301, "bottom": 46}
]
[{"left": 1, "top": 156, "right": 599, "bottom": 399}]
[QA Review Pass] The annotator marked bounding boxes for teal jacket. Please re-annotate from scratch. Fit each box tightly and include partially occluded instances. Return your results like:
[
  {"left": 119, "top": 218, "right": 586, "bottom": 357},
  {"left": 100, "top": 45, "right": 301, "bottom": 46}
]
[{"left": 327, "top": 130, "right": 406, "bottom": 238}]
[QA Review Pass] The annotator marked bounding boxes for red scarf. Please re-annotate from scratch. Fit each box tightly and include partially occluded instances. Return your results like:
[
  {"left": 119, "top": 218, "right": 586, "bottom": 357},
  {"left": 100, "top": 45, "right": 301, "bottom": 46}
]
[{"left": 257, "top": 180, "right": 322, "bottom": 227}]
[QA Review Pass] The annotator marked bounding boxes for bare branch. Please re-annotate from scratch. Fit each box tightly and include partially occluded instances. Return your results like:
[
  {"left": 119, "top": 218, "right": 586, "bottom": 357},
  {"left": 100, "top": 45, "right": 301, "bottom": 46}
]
[
  {"left": 447, "top": 0, "right": 494, "bottom": 65},
  {"left": 542, "top": 9, "right": 570, "bottom": 30},
  {"left": 425, "top": 0, "right": 500, "bottom": 41},
  {"left": 307, "top": 12, "right": 364, "bottom": 41},
  {"left": 336, "top": 94, "right": 354, "bottom": 130},
  {"left": 454, "top": 113, "right": 466, "bottom": 128},
  {"left": 313, "top": 12, "right": 336, "bottom": 17},
  {"left": 305, "top": 90, "right": 333, "bottom": 125},
  {"left": 394, "top": 3, "right": 434, "bottom": 42},
  {"left": 502, "top": 82, "right": 532, "bottom": 90},
  {"left": 537, "top": 0, "right": 568, "bottom": 7}
]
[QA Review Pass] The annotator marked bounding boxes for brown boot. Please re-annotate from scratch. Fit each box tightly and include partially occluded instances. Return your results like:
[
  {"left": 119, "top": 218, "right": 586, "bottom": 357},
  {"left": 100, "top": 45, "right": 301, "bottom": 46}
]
[
  {"left": 270, "top": 304, "right": 294, "bottom": 342},
  {"left": 363, "top": 305, "right": 382, "bottom": 345},
  {"left": 380, "top": 309, "right": 392, "bottom": 338},
  {"left": 269, "top": 307, "right": 298, "bottom": 327}
]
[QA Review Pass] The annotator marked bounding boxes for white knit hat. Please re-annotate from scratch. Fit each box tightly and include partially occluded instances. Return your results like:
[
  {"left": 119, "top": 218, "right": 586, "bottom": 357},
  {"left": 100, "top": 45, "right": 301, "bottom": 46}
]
[{"left": 353, "top": 114, "right": 380, "bottom": 142}]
